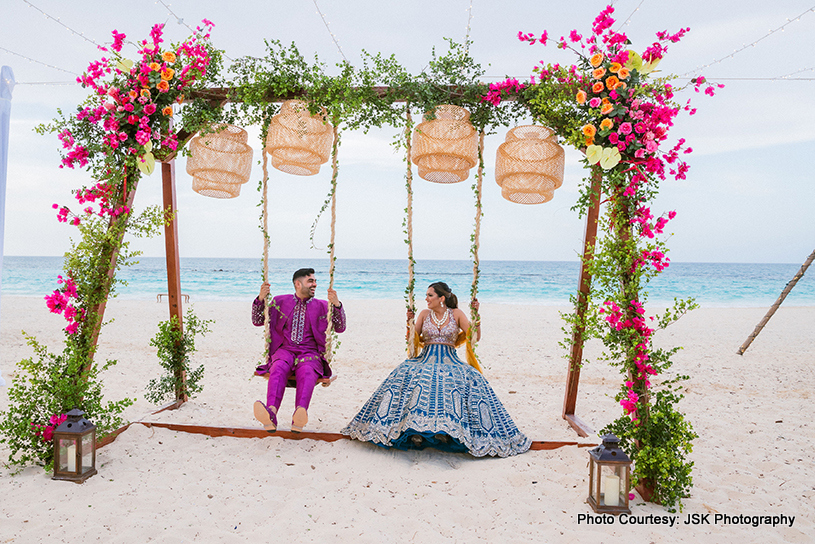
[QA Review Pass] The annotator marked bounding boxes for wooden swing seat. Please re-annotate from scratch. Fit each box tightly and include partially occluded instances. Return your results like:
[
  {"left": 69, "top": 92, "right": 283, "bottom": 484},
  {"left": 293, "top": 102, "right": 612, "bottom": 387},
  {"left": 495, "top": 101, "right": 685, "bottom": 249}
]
[{"left": 260, "top": 373, "right": 338, "bottom": 388}]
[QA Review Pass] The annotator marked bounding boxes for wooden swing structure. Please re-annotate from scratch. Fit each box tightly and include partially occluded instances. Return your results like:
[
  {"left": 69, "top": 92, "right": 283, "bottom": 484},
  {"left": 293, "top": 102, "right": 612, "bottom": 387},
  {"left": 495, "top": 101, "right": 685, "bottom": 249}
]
[{"left": 92, "top": 87, "right": 603, "bottom": 452}]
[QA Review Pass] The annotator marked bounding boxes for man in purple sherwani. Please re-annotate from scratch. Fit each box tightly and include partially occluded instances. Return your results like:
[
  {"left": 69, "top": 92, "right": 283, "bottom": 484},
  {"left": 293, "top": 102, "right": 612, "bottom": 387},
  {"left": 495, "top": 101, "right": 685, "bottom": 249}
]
[{"left": 252, "top": 268, "right": 346, "bottom": 433}]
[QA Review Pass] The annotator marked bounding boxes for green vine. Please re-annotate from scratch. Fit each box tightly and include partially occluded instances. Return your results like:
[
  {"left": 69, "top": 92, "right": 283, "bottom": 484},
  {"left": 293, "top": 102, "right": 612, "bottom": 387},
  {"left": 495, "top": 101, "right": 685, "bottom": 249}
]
[{"left": 145, "top": 308, "right": 213, "bottom": 405}]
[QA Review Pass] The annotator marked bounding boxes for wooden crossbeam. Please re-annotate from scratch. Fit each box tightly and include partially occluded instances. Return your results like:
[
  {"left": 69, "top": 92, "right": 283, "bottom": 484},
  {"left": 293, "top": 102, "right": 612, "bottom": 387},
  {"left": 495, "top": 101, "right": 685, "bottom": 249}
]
[{"left": 97, "top": 421, "right": 596, "bottom": 451}]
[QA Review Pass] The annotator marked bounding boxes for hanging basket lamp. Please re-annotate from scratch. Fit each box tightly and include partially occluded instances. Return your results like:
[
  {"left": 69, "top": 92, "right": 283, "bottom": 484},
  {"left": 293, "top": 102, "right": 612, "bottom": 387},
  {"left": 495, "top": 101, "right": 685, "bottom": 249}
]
[
  {"left": 495, "top": 125, "right": 565, "bottom": 204},
  {"left": 186, "top": 124, "right": 254, "bottom": 199},
  {"left": 265, "top": 100, "right": 334, "bottom": 176},
  {"left": 411, "top": 105, "right": 478, "bottom": 183}
]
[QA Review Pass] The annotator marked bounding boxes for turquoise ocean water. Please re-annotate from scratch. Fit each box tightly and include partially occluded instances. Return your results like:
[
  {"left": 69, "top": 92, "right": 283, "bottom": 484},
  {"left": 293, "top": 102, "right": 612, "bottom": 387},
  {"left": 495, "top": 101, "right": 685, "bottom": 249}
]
[{"left": 2, "top": 256, "right": 814, "bottom": 307}]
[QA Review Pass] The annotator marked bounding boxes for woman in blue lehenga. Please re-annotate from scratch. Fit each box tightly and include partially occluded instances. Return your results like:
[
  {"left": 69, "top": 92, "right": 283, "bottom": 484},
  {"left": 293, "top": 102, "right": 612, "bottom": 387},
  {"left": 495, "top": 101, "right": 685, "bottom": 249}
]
[{"left": 341, "top": 282, "right": 531, "bottom": 457}]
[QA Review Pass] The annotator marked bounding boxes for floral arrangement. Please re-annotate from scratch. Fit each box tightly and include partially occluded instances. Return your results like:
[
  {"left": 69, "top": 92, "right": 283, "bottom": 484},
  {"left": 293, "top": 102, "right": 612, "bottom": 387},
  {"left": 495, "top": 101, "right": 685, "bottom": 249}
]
[
  {"left": 1, "top": 22, "right": 221, "bottom": 470},
  {"left": 491, "top": 5, "right": 717, "bottom": 510}
]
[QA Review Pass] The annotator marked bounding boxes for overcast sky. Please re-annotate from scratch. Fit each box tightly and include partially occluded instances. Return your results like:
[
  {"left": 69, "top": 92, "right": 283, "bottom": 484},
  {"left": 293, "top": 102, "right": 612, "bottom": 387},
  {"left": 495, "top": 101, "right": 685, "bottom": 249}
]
[{"left": 1, "top": 0, "right": 813, "bottom": 263}]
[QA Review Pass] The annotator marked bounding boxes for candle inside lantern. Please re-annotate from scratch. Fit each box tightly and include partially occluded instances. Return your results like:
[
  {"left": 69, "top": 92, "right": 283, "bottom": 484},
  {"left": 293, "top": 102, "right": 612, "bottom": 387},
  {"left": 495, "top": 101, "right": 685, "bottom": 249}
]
[
  {"left": 604, "top": 474, "right": 620, "bottom": 506},
  {"left": 66, "top": 443, "right": 76, "bottom": 472}
]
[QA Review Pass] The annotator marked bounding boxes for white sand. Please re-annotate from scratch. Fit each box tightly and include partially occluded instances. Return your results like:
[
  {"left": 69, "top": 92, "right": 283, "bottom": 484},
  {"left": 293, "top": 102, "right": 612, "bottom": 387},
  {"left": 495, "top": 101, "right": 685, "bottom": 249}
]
[{"left": 1, "top": 295, "right": 813, "bottom": 542}]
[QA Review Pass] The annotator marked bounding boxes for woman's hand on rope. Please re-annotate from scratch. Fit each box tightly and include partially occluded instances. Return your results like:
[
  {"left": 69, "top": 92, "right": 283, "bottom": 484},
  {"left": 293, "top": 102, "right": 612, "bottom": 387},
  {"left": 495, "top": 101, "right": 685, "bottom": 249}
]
[
  {"left": 259, "top": 282, "right": 270, "bottom": 300},
  {"left": 406, "top": 309, "right": 415, "bottom": 321},
  {"left": 327, "top": 288, "right": 341, "bottom": 307},
  {"left": 471, "top": 298, "right": 480, "bottom": 318}
]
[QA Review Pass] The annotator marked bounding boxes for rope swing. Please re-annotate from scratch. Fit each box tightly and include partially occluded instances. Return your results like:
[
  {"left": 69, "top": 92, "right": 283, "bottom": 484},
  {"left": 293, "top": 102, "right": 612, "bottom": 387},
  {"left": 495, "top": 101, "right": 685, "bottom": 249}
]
[
  {"left": 404, "top": 108, "right": 418, "bottom": 358},
  {"left": 259, "top": 106, "right": 340, "bottom": 387},
  {"left": 323, "top": 123, "right": 340, "bottom": 364},
  {"left": 403, "top": 106, "right": 483, "bottom": 373}
]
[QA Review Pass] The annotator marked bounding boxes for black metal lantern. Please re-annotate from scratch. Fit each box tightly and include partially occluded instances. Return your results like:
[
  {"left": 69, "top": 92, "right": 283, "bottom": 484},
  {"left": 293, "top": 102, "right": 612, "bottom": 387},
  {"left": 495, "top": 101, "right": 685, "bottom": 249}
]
[
  {"left": 587, "top": 434, "right": 632, "bottom": 514},
  {"left": 52, "top": 408, "right": 97, "bottom": 483}
]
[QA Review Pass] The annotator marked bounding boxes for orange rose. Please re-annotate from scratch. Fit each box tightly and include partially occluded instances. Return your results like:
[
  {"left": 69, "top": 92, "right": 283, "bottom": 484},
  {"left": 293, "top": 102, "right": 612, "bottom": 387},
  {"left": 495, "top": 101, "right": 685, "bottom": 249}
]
[
  {"left": 148, "top": 62, "right": 160, "bottom": 71},
  {"left": 157, "top": 80, "right": 170, "bottom": 92},
  {"left": 601, "top": 98, "right": 610, "bottom": 104},
  {"left": 605, "top": 76, "right": 620, "bottom": 90},
  {"left": 585, "top": 136, "right": 594, "bottom": 146},
  {"left": 592, "top": 82, "right": 605, "bottom": 93},
  {"left": 592, "top": 67, "right": 606, "bottom": 79},
  {"left": 601, "top": 103, "right": 613, "bottom": 115},
  {"left": 162, "top": 106, "right": 173, "bottom": 116},
  {"left": 590, "top": 53, "right": 604, "bottom": 67},
  {"left": 600, "top": 118, "right": 614, "bottom": 131},
  {"left": 615, "top": 81, "right": 627, "bottom": 90},
  {"left": 609, "top": 62, "right": 622, "bottom": 74},
  {"left": 582, "top": 124, "right": 597, "bottom": 138},
  {"left": 176, "top": 94, "right": 185, "bottom": 104},
  {"left": 128, "top": 90, "right": 138, "bottom": 99},
  {"left": 576, "top": 90, "right": 587, "bottom": 104},
  {"left": 140, "top": 88, "right": 151, "bottom": 98},
  {"left": 162, "top": 51, "right": 177, "bottom": 63},
  {"left": 160, "top": 67, "right": 175, "bottom": 81},
  {"left": 618, "top": 67, "right": 630, "bottom": 79}
]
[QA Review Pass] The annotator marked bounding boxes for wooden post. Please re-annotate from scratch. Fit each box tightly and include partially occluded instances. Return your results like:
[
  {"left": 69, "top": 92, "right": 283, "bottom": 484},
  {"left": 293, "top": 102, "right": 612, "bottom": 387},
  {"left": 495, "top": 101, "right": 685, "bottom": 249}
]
[
  {"left": 562, "top": 170, "right": 602, "bottom": 437},
  {"left": 161, "top": 160, "right": 186, "bottom": 404},
  {"left": 738, "top": 248, "right": 815, "bottom": 355},
  {"left": 86, "top": 179, "right": 139, "bottom": 370}
]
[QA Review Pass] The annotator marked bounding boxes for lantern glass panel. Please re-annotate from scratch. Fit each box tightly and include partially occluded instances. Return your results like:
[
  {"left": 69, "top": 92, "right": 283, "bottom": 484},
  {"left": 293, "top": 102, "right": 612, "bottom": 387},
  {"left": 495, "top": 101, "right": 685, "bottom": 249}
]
[
  {"left": 81, "top": 433, "right": 94, "bottom": 473},
  {"left": 58, "top": 437, "right": 78, "bottom": 473}
]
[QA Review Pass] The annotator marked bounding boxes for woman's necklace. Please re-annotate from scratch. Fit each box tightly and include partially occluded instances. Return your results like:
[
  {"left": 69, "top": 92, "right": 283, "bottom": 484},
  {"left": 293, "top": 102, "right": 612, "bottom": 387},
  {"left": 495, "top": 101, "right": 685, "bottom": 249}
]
[{"left": 430, "top": 308, "right": 447, "bottom": 328}]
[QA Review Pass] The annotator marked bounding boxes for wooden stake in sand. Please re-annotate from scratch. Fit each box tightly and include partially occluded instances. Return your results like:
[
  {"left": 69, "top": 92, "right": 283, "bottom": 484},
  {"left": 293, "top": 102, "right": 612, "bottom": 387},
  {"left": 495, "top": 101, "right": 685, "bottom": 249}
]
[{"left": 737, "top": 248, "right": 815, "bottom": 355}]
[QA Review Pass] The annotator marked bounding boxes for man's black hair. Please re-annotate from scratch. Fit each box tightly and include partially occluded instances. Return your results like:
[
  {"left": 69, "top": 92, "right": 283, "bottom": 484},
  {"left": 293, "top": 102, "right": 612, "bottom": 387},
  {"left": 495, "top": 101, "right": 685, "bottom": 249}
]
[{"left": 293, "top": 268, "right": 315, "bottom": 283}]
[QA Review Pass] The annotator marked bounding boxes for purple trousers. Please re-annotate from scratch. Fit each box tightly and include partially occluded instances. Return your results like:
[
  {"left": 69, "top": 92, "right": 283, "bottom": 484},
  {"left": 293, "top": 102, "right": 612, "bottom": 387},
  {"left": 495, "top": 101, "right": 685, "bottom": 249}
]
[{"left": 265, "top": 349, "right": 323, "bottom": 412}]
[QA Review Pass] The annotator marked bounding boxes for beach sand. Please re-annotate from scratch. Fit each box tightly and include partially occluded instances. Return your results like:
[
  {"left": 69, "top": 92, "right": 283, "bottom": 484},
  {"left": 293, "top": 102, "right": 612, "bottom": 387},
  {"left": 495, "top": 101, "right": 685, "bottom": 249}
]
[{"left": 1, "top": 295, "right": 812, "bottom": 542}]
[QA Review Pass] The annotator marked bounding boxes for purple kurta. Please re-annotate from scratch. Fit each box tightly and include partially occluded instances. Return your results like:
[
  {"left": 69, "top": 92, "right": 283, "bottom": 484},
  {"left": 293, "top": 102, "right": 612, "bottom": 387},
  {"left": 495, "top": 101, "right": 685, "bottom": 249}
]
[{"left": 252, "top": 294, "right": 346, "bottom": 411}]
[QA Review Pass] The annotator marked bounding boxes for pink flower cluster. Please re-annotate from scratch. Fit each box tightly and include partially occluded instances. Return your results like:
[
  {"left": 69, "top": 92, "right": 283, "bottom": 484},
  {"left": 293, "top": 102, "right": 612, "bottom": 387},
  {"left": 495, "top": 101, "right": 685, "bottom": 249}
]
[
  {"left": 44, "top": 275, "right": 83, "bottom": 335},
  {"left": 599, "top": 298, "right": 658, "bottom": 422},
  {"left": 64, "top": 21, "right": 214, "bottom": 170},
  {"left": 482, "top": 78, "right": 526, "bottom": 106},
  {"left": 31, "top": 413, "right": 68, "bottom": 442}
]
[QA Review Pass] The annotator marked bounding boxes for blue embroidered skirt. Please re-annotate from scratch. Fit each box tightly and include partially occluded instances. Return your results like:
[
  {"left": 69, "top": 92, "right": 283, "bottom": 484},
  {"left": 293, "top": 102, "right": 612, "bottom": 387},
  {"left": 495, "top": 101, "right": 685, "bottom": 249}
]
[{"left": 341, "top": 343, "right": 531, "bottom": 457}]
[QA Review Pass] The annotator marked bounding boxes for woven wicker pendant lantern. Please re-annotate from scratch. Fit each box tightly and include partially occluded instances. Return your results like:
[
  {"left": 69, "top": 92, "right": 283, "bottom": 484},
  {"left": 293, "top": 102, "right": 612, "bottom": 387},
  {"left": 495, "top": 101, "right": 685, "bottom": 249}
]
[
  {"left": 495, "top": 125, "right": 565, "bottom": 204},
  {"left": 412, "top": 105, "right": 478, "bottom": 183},
  {"left": 265, "top": 100, "right": 333, "bottom": 176},
  {"left": 187, "top": 124, "right": 254, "bottom": 199}
]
